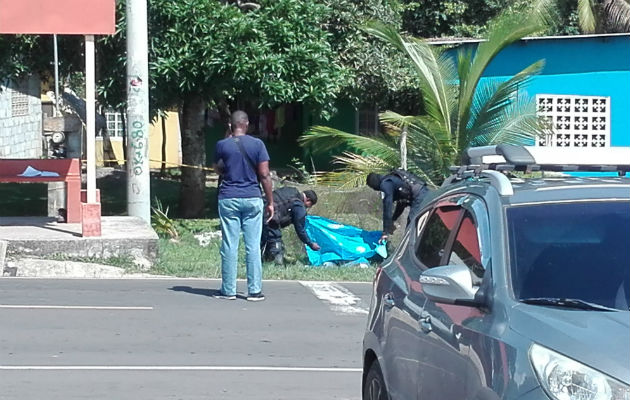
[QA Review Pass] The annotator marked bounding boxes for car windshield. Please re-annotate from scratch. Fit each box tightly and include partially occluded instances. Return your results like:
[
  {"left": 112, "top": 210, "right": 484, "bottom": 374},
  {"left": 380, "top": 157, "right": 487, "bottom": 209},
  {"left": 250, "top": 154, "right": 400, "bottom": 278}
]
[{"left": 507, "top": 201, "right": 630, "bottom": 311}]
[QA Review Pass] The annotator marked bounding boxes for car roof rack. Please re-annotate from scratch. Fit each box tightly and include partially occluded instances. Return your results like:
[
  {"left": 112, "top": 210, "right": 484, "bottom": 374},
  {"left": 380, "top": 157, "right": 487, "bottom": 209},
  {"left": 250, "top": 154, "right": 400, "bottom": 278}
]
[
  {"left": 467, "top": 145, "right": 630, "bottom": 173},
  {"left": 444, "top": 145, "right": 630, "bottom": 196}
]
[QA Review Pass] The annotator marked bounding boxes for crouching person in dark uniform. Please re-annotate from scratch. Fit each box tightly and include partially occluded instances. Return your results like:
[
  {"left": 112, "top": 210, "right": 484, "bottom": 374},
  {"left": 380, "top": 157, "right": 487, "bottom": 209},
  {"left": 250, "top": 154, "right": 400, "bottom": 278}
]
[
  {"left": 262, "top": 187, "right": 321, "bottom": 265},
  {"left": 366, "top": 169, "right": 429, "bottom": 243}
]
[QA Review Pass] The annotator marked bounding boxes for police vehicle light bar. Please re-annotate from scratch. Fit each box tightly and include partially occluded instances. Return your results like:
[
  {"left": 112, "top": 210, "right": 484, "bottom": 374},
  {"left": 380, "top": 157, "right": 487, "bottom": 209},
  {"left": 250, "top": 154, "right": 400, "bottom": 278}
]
[{"left": 467, "top": 145, "right": 630, "bottom": 173}]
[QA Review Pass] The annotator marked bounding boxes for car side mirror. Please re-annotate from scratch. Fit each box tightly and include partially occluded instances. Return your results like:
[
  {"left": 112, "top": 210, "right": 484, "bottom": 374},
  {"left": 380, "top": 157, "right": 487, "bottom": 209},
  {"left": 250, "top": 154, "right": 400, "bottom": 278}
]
[{"left": 420, "top": 264, "right": 481, "bottom": 306}]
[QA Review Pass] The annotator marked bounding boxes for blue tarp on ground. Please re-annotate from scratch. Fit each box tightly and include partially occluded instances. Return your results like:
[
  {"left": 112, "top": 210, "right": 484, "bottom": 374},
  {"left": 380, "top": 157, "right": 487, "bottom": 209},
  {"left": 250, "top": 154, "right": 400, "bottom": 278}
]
[{"left": 304, "top": 215, "right": 387, "bottom": 266}]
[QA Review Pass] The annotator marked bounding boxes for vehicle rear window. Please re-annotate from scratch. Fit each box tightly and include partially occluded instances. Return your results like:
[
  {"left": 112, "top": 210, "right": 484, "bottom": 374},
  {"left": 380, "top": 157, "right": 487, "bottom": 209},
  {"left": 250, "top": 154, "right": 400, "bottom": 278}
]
[{"left": 507, "top": 201, "right": 630, "bottom": 310}]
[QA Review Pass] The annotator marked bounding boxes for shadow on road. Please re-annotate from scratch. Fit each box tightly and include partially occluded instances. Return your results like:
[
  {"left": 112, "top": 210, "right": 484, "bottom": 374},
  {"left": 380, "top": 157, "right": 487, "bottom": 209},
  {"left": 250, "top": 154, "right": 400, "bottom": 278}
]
[
  {"left": 168, "top": 286, "right": 217, "bottom": 297},
  {"left": 169, "top": 286, "right": 251, "bottom": 300}
]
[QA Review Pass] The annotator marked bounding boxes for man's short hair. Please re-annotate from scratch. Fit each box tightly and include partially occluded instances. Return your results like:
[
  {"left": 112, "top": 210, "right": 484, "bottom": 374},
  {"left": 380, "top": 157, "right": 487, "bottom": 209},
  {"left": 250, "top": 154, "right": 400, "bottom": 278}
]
[
  {"left": 366, "top": 173, "right": 383, "bottom": 191},
  {"left": 230, "top": 110, "right": 249, "bottom": 127},
  {"left": 303, "top": 190, "right": 318, "bottom": 205}
]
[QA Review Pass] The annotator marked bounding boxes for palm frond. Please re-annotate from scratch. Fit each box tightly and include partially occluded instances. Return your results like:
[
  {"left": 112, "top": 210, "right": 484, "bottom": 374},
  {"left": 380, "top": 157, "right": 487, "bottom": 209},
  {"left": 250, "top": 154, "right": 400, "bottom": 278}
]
[
  {"left": 531, "top": 0, "right": 565, "bottom": 32},
  {"left": 299, "top": 125, "right": 400, "bottom": 165},
  {"left": 470, "top": 92, "right": 544, "bottom": 147},
  {"left": 458, "top": 11, "right": 545, "bottom": 140},
  {"left": 436, "top": 50, "right": 460, "bottom": 116},
  {"left": 404, "top": 38, "right": 454, "bottom": 131},
  {"left": 365, "top": 22, "right": 453, "bottom": 133},
  {"left": 402, "top": 121, "right": 455, "bottom": 183},
  {"left": 603, "top": 0, "right": 630, "bottom": 32},
  {"left": 456, "top": 48, "right": 473, "bottom": 94},
  {"left": 380, "top": 111, "right": 452, "bottom": 163},
  {"left": 362, "top": 21, "right": 406, "bottom": 53},
  {"left": 317, "top": 152, "right": 393, "bottom": 187},
  {"left": 578, "top": 0, "right": 598, "bottom": 32},
  {"left": 467, "top": 60, "right": 544, "bottom": 142},
  {"left": 403, "top": 153, "right": 444, "bottom": 189},
  {"left": 378, "top": 110, "right": 417, "bottom": 129}
]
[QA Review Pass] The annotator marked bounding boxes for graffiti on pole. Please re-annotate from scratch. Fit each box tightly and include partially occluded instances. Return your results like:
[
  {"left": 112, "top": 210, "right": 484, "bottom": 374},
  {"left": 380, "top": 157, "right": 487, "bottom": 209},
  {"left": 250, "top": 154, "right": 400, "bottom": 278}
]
[
  {"left": 130, "top": 119, "right": 145, "bottom": 176},
  {"left": 127, "top": 75, "right": 147, "bottom": 176}
]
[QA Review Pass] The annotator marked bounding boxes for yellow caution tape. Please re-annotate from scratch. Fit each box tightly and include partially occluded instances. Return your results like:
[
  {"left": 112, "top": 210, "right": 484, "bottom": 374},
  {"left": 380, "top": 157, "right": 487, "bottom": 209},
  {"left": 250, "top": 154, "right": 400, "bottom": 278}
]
[{"left": 87, "top": 158, "right": 216, "bottom": 172}]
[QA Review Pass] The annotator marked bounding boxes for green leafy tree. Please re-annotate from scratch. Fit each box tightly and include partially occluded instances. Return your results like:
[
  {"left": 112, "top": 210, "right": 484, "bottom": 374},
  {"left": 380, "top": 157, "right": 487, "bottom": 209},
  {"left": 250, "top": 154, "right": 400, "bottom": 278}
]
[
  {"left": 0, "top": 35, "right": 84, "bottom": 86},
  {"left": 0, "top": 36, "right": 44, "bottom": 79},
  {"left": 398, "top": 0, "right": 630, "bottom": 38},
  {"left": 320, "top": 0, "right": 422, "bottom": 111},
  {"left": 299, "top": 10, "right": 547, "bottom": 187},
  {"left": 400, "top": 0, "right": 535, "bottom": 38}
]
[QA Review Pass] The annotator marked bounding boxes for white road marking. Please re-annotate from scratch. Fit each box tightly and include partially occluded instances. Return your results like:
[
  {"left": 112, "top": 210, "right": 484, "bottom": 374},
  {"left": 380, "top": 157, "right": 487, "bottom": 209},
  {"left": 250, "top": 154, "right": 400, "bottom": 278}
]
[
  {"left": 0, "top": 365, "right": 361, "bottom": 372},
  {"left": 0, "top": 305, "right": 153, "bottom": 310},
  {"left": 300, "top": 281, "right": 368, "bottom": 315}
]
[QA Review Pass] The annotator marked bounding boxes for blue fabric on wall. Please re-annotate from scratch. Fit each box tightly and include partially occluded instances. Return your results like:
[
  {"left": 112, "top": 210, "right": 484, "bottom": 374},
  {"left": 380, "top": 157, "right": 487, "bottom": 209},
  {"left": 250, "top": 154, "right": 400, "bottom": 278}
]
[{"left": 304, "top": 215, "right": 387, "bottom": 266}]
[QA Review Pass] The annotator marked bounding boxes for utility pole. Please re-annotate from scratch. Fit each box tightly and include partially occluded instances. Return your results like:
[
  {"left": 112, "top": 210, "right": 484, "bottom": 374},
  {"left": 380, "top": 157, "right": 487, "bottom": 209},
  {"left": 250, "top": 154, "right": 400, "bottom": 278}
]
[
  {"left": 126, "top": 0, "right": 151, "bottom": 223},
  {"left": 85, "top": 35, "right": 97, "bottom": 204},
  {"left": 53, "top": 34, "right": 60, "bottom": 116}
]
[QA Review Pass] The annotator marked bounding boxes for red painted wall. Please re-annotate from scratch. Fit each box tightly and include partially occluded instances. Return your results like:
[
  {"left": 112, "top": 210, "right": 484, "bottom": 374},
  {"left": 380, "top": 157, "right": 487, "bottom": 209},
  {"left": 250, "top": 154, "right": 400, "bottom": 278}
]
[{"left": 0, "top": 0, "right": 115, "bottom": 35}]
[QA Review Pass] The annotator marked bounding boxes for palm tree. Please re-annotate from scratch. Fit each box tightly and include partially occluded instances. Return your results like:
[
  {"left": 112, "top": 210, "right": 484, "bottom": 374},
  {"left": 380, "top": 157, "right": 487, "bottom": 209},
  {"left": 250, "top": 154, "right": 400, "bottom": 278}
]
[
  {"left": 299, "top": 10, "right": 547, "bottom": 187},
  {"left": 536, "top": 0, "right": 630, "bottom": 33},
  {"left": 577, "top": 0, "right": 630, "bottom": 33}
]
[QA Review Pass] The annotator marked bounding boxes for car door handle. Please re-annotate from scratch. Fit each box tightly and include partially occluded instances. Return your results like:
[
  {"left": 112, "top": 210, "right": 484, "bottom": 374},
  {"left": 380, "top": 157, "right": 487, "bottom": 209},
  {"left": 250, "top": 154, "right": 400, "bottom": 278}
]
[
  {"left": 383, "top": 293, "right": 396, "bottom": 308},
  {"left": 419, "top": 314, "right": 432, "bottom": 333}
]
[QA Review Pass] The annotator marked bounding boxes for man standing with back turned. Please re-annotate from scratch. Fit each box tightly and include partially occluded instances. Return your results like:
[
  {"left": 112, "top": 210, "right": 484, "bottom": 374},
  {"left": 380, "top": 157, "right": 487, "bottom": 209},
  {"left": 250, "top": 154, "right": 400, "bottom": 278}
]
[{"left": 214, "top": 110, "right": 274, "bottom": 301}]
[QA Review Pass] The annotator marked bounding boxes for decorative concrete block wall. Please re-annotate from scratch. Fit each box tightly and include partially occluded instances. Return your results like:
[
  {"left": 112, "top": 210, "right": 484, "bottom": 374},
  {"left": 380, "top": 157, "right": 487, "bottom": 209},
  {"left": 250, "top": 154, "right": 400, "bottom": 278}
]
[{"left": 0, "top": 75, "right": 43, "bottom": 158}]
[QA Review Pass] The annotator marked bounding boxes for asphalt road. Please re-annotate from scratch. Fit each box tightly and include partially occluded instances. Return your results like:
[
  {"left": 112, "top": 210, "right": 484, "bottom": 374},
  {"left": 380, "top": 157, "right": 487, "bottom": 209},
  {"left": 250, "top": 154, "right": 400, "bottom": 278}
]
[{"left": 0, "top": 278, "right": 373, "bottom": 400}]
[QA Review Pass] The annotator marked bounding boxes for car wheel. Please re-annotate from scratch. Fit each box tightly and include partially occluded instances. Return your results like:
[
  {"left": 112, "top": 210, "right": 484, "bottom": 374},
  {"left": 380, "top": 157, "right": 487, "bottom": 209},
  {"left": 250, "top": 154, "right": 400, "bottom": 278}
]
[{"left": 363, "top": 362, "right": 388, "bottom": 400}]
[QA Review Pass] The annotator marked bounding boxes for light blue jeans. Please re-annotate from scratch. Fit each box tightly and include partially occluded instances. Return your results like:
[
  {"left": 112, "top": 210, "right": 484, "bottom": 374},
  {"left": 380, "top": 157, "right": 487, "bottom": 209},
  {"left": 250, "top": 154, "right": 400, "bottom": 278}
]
[{"left": 218, "top": 197, "right": 264, "bottom": 296}]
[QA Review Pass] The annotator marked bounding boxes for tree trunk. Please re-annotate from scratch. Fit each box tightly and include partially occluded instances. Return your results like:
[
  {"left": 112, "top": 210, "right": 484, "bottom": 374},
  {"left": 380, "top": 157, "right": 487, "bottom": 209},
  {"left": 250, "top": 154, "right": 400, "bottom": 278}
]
[
  {"left": 179, "top": 95, "right": 207, "bottom": 218},
  {"left": 215, "top": 96, "right": 232, "bottom": 137},
  {"left": 160, "top": 114, "right": 167, "bottom": 177},
  {"left": 400, "top": 126, "right": 408, "bottom": 170}
]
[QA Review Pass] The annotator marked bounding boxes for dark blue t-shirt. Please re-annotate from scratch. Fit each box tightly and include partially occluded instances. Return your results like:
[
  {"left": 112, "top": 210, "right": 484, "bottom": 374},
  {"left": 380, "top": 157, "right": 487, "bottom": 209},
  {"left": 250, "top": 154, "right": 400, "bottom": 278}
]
[{"left": 214, "top": 135, "right": 270, "bottom": 199}]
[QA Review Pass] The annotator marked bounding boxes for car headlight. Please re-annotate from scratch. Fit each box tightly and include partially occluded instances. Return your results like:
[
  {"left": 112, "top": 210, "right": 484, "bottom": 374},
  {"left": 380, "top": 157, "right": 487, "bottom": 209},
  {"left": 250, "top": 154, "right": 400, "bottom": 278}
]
[{"left": 530, "top": 343, "right": 630, "bottom": 400}]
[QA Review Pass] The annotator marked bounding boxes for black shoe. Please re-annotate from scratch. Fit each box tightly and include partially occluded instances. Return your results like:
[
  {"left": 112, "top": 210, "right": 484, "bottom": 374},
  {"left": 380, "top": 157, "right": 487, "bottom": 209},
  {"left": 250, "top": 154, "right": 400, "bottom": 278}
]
[
  {"left": 247, "top": 292, "right": 265, "bottom": 302},
  {"left": 213, "top": 292, "right": 236, "bottom": 300},
  {"left": 273, "top": 254, "right": 284, "bottom": 265}
]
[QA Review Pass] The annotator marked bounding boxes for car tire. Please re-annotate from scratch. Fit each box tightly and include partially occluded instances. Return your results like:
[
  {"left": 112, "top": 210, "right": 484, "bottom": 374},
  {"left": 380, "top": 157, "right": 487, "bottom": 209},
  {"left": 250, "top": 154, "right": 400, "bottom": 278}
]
[{"left": 363, "top": 361, "right": 388, "bottom": 400}]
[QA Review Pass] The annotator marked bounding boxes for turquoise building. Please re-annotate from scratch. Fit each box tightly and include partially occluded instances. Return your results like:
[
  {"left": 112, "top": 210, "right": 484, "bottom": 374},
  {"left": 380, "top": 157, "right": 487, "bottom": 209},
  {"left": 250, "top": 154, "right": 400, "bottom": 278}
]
[{"left": 443, "top": 33, "right": 630, "bottom": 148}]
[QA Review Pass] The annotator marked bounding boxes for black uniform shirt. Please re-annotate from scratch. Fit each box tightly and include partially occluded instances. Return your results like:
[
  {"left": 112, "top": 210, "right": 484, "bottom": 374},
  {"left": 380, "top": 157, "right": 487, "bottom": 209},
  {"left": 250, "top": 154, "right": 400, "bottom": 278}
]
[
  {"left": 289, "top": 199, "right": 313, "bottom": 246},
  {"left": 379, "top": 174, "right": 408, "bottom": 234}
]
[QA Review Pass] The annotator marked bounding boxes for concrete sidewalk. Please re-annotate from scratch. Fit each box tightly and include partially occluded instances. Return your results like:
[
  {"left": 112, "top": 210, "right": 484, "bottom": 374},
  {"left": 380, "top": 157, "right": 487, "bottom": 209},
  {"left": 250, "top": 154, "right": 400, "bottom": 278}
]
[
  {"left": 0, "top": 216, "right": 159, "bottom": 278},
  {"left": 2, "top": 257, "right": 165, "bottom": 278}
]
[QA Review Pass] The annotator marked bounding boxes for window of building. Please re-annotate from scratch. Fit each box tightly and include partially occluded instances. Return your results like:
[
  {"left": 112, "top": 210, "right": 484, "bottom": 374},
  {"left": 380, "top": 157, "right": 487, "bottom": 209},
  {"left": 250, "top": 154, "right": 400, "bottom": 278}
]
[
  {"left": 104, "top": 111, "right": 124, "bottom": 137},
  {"left": 536, "top": 94, "right": 610, "bottom": 147},
  {"left": 11, "top": 88, "right": 29, "bottom": 117}
]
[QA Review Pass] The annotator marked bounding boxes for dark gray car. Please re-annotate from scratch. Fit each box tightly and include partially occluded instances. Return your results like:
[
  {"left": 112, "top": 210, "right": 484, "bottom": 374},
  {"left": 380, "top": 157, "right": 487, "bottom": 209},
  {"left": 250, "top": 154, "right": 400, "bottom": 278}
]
[{"left": 362, "top": 145, "right": 630, "bottom": 400}]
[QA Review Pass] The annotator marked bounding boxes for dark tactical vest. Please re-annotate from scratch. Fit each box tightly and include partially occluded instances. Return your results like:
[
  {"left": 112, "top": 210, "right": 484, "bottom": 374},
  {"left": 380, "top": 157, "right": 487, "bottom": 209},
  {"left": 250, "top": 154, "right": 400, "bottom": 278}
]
[
  {"left": 270, "top": 186, "right": 302, "bottom": 228},
  {"left": 389, "top": 169, "right": 426, "bottom": 203}
]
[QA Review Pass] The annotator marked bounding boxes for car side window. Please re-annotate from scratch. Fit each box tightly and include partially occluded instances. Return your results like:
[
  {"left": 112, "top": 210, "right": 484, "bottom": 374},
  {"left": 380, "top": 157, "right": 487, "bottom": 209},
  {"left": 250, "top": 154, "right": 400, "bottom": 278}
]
[
  {"left": 447, "top": 210, "right": 484, "bottom": 284},
  {"left": 416, "top": 206, "right": 461, "bottom": 268}
]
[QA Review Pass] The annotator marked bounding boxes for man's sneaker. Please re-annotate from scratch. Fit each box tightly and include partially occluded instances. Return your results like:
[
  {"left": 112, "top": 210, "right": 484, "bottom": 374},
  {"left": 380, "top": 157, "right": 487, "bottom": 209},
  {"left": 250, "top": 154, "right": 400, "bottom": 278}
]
[
  {"left": 214, "top": 292, "right": 236, "bottom": 300},
  {"left": 247, "top": 292, "right": 265, "bottom": 302}
]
